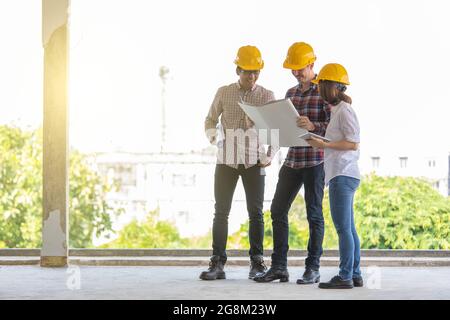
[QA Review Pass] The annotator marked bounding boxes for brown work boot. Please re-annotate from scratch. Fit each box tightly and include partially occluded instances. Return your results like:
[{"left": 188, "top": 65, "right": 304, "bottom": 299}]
[{"left": 199, "top": 255, "right": 226, "bottom": 280}]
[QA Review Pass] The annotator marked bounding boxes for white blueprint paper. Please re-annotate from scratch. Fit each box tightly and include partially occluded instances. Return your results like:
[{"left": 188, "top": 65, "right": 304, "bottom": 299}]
[{"left": 239, "top": 99, "right": 310, "bottom": 147}]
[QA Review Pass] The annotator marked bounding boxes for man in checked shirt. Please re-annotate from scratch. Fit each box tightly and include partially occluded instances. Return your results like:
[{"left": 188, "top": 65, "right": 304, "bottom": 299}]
[
  {"left": 200, "top": 45, "right": 278, "bottom": 281},
  {"left": 255, "top": 42, "right": 331, "bottom": 284}
]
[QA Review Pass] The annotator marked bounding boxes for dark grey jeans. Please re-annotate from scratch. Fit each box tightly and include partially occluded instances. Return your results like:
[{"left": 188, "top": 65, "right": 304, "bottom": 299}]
[
  {"left": 270, "top": 164, "right": 325, "bottom": 270},
  {"left": 212, "top": 164, "right": 265, "bottom": 262}
]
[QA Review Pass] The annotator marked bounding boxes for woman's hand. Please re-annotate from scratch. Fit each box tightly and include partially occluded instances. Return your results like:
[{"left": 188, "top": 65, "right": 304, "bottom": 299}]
[
  {"left": 307, "top": 139, "right": 359, "bottom": 151},
  {"left": 305, "top": 137, "right": 326, "bottom": 149}
]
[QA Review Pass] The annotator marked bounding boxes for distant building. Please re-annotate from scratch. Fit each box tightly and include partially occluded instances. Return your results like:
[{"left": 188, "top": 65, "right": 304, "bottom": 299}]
[
  {"left": 359, "top": 152, "right": 449, "bottom": 197},
  {"left": 92, "top": 147, "right": 283, "bottom": 239},
  {"left": 92, "top": 149, "right": 449, "bottom": 243}
]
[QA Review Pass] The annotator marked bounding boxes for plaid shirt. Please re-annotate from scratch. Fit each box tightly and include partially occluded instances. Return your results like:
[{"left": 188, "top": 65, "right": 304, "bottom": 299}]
[
  {"left": 205, "top": 82, "right": 277, "bottom": 169},
  {"left": 283, "top": 83, "right": 331, "bottom": 169}
]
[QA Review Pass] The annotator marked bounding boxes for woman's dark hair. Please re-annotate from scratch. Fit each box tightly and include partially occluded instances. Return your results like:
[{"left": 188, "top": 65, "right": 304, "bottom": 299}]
[{"left": 318, "top": 80, "right": 352, "bottom": 105}]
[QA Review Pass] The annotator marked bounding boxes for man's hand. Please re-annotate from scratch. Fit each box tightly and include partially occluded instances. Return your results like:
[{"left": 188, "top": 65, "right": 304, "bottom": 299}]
[
  {"left": 296, "top": 116, "right": 315, "bottom": 131},
  {"left": 258, "top": 160, "right": 271, "bottom": 168}
]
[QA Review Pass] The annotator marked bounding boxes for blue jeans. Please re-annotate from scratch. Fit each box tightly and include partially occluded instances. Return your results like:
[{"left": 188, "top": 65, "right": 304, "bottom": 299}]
[
  {"left": 212, "top": 164, "right": 265, "bottom": 262},
  {"left": 270, "top": 164, "right": 325, "bottom": 270},
  {"left": 329, "top": 175, "right": 361, "bottom": 280}
]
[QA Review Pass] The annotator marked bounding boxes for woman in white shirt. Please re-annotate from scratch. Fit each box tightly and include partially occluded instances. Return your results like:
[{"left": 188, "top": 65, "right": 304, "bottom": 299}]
[{"left": 306, "top": 63, "right": 362, "bottom": 289}]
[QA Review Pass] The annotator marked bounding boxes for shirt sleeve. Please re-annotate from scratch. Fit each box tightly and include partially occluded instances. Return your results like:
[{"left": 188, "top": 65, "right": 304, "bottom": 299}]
[
  {"left": 340, "top": 105, "right": 360, "bottom": 143},
  {"left": 204, "top": 87, "right": 224, "bottom": 141}
]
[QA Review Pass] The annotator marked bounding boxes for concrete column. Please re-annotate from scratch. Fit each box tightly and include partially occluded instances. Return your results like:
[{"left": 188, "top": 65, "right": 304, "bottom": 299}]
[{"left": 41, "top": 0, "right": 70, "bottom": 267}]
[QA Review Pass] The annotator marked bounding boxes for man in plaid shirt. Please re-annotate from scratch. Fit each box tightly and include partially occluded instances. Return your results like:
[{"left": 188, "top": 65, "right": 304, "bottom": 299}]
[
  {"left": 200, "top": 46, "right": 277, "bottom": 281},
  {"left": 255, "top": 42, "right": 330, "bottom": 284}
]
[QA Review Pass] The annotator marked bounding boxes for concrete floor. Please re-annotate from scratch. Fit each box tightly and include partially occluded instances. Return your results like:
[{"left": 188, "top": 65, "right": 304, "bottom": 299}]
[{"left": 0, "top": 266, "right": 449, "bottom": 300}]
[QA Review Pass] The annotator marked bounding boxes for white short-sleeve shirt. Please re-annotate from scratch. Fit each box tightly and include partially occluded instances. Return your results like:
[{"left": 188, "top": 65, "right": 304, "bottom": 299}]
[{"left": 324, "top": 101, "right": 360, "bottom": 185}]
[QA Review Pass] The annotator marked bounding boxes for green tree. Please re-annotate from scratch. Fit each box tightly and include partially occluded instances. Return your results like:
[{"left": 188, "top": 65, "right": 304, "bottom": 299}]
[
  {"left": 101, "top": 209, "right": 187, "bottom": 248},
  {"left": 69, "top": 150, "right": 116, "bottom": 248},
  {"left": 228, "top": 174, "right": 449, "bottom": 250},
  {"left": 227, "top": 196, "right": 338, "bottom": 250},
  {"left": 0, "top": 125, "right": 116, "bottom": 248},
  {"left": 0, "top": 126, "right": 41, "bottom": 248},
  {"left": 107, "top": 174, "right": 449, "bottom": 250},
  {"left": 355, "top": 174, "right": 450, "bottom": 249}
]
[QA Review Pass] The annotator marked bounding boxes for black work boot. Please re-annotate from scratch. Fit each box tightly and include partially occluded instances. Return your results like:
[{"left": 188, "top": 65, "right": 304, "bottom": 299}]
[
  {"left": 353, "top": 275, "right": 364, "bottom": 287},
  {"left": 248, "top": 255, "right": 267, "bottom": 279},
  {"left": 253, "top": 267, "right": 289, "bottom": 283},
  {"left": 199, "top": 256, "right": 226, "bottom": 280},
  {"left": 296, "top": 268, "right": 320, "bottom": 284},
  {"left": 319, "top": 275, "right": 354, "bottom": 289}
]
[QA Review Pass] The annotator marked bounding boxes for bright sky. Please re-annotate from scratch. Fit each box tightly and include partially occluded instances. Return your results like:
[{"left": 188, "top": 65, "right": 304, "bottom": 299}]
[{"left": 1, "top": 0, "right": 449, "bottom": 159}]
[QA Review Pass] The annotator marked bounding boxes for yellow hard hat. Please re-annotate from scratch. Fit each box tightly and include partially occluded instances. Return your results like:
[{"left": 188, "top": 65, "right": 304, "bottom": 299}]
[
  {"left": 312, "top": 63, "right": 350, "bottom": 85},
  {"left": 234, "top": 45, "right": 264, "bottom": 70},
  {"left": 283, "top": 42, "right": 316, "bottom": 70}
]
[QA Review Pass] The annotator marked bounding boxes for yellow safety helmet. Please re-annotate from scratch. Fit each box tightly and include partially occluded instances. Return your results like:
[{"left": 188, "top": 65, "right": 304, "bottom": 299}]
[
  {"left": 312, "top": 63, "right": 350, "bottom": 85},
  {"left": 283, "top": 42, "right": 316, "bottom": 70},
  {"left": 234, "top": 45, "right": 264, "bottom": 70}
]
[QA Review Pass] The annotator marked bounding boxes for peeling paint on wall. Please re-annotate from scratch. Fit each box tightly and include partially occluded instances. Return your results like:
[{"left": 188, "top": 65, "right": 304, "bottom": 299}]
[
  {"left": 41, "top": 0, "right": 69, "bottom": 262},
  {"left": 42, "top": 0, "right": 70, "bottom": 47},
  {"left": 42, "top": 210, "right": 67, "bottom": 256}
]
